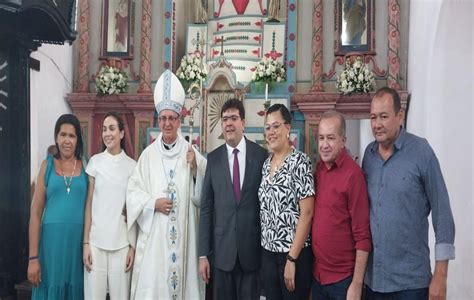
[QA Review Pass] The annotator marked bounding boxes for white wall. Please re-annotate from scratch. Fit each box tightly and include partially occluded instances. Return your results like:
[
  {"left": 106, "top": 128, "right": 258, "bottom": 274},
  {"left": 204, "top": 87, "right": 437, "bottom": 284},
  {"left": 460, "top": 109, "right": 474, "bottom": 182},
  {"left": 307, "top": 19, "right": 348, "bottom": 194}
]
[
  {"left": 408, "top": 0, "right": 473, "bottom": 298},
  {"left": 30, "top": 44, "right": 73, "bottom": 182}
]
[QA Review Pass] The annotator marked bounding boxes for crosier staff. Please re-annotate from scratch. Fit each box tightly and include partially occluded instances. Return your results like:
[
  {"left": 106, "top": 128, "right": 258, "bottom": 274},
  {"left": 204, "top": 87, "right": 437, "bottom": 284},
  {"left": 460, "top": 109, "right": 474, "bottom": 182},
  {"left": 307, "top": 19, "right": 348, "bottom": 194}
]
[{"left": 181, "top": 78, "right": 203, "bottom": 291}]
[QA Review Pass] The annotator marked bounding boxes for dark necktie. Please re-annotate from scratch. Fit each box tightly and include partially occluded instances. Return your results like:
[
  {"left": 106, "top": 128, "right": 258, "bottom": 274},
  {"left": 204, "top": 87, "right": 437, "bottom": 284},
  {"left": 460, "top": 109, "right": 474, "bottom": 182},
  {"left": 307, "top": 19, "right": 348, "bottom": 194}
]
[{"left": 232, "top": 148, "right": 240, "bottom": 203}]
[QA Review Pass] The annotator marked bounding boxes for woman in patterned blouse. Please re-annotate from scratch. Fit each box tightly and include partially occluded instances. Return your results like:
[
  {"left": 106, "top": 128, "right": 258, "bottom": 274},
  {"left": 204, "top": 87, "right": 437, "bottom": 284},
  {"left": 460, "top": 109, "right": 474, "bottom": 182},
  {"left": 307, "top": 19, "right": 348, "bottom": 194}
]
[{"left": 259, "top": 104, "right": 315, "bottom": 300}]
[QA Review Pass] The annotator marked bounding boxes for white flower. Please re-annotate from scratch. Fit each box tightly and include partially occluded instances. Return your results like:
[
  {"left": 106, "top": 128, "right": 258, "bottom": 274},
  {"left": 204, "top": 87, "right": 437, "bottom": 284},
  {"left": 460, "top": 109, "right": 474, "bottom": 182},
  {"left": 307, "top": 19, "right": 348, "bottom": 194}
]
[
  {"left": 96, "top": 65, "right": 128, "bottom": 95},
  {"left": 336, "top": 56, "right": 376, "bottom": 95},
  {"left": 176, "top": 53, "right": 207, "bottom": 83},
  {"left": 251, "top": 57, "right": 286, "bottom": 83}
]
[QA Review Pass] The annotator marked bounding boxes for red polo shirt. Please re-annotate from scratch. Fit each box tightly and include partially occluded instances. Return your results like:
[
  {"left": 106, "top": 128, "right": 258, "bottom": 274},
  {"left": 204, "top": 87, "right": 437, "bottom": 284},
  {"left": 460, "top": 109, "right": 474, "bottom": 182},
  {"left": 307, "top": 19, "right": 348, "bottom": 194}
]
[{"left": 312, "top": 149, "right": 372, "bottom": 285}]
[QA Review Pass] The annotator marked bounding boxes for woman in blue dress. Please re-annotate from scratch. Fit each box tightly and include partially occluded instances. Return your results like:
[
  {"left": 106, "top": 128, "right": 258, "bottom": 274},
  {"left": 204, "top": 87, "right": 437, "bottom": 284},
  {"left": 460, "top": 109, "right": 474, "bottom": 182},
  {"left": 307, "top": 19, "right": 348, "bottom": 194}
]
[{"left": 28, "top": 114, "right": 87, "bottom": 299}]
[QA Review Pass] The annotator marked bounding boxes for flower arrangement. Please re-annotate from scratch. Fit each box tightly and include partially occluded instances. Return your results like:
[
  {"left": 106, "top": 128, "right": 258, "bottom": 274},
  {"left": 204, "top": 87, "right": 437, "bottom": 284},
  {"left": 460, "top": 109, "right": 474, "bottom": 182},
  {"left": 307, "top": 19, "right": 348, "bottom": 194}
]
[
  {"left": 336, "top": 56, "right": 376, "bottom": 95},
  {"left": 176, "top": 52, "right": 208, "bottom": 90},
  {"left": 95, "top": 65, "right": 128, "bottom": 95},
  {"left": 251, "top": 57, "right": 286, "bottom": 83}
]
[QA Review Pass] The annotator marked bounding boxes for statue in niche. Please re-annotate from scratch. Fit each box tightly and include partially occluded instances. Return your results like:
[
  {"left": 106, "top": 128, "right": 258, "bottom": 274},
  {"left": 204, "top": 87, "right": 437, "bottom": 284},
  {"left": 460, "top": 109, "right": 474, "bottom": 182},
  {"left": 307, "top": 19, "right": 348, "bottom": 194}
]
[
  {"left": 194, "top": 0, "right": 208, "bottom": 24},
  {"left": 267, "top": 0, "right": 280, "bottom": 22},
  {"left": 343, "top": 0, "right": 366, "bottom": 45},
  {"left": 114, "top": 0, "right": 129, "bottom": 52}
]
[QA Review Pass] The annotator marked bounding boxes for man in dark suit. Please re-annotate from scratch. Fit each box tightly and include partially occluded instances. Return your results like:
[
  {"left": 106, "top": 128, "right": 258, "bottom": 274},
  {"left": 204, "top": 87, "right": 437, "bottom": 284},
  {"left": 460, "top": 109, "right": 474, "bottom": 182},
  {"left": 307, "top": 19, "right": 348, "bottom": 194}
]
[{"left": 199, "top": 98, "right": 268, "bottom": 300}]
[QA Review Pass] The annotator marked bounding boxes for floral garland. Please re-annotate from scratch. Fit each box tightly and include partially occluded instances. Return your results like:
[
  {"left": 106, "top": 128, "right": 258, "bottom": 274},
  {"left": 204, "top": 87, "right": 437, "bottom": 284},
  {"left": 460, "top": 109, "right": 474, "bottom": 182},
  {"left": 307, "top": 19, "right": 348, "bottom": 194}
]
[
  {"left": 251, "top": 57, "right": 286, "bottom": 83},
  {"left": 336, "top": 56, "right": 376, "bottom": 95},
  {"left": 176, "top": 52, "right": 207, "bottom": 90},
  {"left": 96, "top": 65, "right": 128, "bottom": 95}
]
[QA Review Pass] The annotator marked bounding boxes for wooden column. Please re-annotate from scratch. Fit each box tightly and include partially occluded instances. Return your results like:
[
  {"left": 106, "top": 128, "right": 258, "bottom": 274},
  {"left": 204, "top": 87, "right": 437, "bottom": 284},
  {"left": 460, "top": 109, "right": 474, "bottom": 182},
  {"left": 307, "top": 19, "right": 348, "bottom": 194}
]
[
  {"left": 387, "top": 0, "right": 402, "bottom": 89},
  {"left": 76, "top": 0, "right": 91, "bottom": 92},
  {"left": 138, "top": 0, "right": 152, "bottom": 93},
  {"left": 310, "top": 0, "right": 324, "bottom": 92}
]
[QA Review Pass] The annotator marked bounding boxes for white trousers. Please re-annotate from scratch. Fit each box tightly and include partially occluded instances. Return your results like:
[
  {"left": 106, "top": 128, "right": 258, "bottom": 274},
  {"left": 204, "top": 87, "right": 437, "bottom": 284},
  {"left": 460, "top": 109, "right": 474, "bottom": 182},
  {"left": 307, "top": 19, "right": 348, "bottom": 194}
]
[{"left": 84, "top": 245, "right": 131, "bottom": 300}]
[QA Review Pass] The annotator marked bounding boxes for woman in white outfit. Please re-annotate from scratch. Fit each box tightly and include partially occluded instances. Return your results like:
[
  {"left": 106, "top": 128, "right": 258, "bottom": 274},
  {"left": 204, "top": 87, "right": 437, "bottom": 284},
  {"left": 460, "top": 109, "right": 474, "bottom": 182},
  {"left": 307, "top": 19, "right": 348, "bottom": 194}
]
[{"left": 83, "top": 112, "right": 137, "bottom": 299}]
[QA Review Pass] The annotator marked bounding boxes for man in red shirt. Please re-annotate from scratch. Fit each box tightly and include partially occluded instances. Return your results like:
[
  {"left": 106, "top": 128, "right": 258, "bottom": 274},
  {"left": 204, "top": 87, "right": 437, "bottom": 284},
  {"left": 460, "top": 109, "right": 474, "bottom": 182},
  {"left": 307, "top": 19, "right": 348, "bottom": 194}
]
[{"left": 312, "top": 110, "right": 372, "bottom": 299}]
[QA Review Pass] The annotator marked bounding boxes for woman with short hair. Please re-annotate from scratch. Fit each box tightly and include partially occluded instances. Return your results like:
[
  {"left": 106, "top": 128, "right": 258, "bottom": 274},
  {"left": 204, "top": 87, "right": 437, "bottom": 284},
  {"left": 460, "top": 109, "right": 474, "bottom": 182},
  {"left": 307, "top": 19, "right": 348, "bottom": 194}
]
[{"left": 259, "top": 104, "right": 315, "bottom": 300}]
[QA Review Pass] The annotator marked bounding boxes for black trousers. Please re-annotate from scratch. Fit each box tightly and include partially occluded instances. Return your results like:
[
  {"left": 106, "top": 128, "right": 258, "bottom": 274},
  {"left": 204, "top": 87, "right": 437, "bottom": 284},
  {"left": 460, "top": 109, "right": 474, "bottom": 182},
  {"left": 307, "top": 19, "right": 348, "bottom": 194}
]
[
  {"left": 212, "top": 256, "right": 259, "bottom": 300},
  {"left": 261, "top": 246, "right": 313, "bottom": 300}
]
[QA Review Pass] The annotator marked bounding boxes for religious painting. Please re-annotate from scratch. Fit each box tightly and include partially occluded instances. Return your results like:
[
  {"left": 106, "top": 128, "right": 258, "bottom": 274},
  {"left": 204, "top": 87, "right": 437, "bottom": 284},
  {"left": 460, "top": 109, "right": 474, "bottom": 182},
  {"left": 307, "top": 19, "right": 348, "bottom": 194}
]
[
  {"left": 136, "top": 118, "right": 151, "bottom": 159},
  {"left": 335, "top": 0, "right": 374, "bottom": 55},
  {"left": 101, "top": 0, "right": 133, "bottom": 58},
  {"left": 289, "top": 129, "right": 301, "bottom": 151},
  {"left": 79, "top": 119, "right": 90, "bottom": 160},
  {"left": 306, "top": 122, "right": 319, "bottom": 166}
]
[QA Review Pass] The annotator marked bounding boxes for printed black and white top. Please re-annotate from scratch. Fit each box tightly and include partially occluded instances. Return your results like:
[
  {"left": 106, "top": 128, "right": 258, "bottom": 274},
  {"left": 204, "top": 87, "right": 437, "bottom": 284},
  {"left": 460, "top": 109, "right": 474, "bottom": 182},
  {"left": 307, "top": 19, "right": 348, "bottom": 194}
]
[{"left": 259, "top": 148, "right": 315, "bottom": 253}]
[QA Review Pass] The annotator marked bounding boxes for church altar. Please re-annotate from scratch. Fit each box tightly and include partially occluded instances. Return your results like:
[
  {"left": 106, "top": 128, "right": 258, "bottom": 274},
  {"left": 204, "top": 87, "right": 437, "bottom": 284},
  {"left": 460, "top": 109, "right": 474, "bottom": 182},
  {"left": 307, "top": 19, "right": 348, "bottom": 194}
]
[{"left": 66, "top": 0, "right": 408, "bottom": 160}]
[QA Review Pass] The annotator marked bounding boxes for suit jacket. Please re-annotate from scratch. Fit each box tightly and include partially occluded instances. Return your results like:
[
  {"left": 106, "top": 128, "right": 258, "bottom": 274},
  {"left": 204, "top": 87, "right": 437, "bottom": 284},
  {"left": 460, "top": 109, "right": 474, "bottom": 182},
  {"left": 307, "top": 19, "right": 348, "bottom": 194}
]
[{"left": 199, "top": 138, "right": 268, "bottom": 272}]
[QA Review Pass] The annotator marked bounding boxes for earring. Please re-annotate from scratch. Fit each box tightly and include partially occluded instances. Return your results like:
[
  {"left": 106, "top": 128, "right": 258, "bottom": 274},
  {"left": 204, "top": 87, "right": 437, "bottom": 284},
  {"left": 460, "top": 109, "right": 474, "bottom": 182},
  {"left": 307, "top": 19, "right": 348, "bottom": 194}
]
[{"left": 286, "top": 133, "right": 290, "bottom": 139}]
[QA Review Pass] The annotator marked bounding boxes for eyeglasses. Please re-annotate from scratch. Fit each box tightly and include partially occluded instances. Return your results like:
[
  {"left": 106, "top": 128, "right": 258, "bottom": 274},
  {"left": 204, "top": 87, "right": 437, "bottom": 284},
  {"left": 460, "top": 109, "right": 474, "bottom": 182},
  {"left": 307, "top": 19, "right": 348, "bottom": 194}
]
[
  {"left": 158, "top": 116, "right": 179, "bottom": 123},
  {"left": 221, "top": 115, "right": 241, "bottom": 123},
  {"left": 264, "top": 122, "right": 287, "bottom": 132}
]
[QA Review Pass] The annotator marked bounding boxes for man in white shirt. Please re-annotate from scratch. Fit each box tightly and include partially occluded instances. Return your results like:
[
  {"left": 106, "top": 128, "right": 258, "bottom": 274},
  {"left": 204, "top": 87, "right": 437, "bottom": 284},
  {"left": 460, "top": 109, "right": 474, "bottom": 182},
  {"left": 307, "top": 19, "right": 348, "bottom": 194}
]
[{"left": 127, "top": 70, "right": 207, "bottom": 299}]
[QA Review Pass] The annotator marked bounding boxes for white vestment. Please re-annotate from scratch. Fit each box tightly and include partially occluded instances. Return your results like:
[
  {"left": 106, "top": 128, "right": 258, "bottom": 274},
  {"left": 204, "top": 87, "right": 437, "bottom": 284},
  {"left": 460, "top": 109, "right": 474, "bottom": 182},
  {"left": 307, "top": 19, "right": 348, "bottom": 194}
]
[{"left": 127, "top": 133, "right": 206, "bottom": 299}]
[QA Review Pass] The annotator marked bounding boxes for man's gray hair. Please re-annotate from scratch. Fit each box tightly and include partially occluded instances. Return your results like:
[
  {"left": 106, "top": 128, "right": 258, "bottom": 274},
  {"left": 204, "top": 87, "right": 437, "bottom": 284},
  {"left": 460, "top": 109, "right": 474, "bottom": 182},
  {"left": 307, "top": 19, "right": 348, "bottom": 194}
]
[{"left": 320, "top": 110, "right": 346, "bottom": 137}]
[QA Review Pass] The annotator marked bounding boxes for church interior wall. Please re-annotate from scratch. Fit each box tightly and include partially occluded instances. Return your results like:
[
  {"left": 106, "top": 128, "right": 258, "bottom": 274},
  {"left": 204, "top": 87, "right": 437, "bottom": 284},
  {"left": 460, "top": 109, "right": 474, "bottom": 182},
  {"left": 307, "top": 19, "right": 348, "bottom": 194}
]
[{"left": 27, "top": 1, "right": 472, "bottom": 297}]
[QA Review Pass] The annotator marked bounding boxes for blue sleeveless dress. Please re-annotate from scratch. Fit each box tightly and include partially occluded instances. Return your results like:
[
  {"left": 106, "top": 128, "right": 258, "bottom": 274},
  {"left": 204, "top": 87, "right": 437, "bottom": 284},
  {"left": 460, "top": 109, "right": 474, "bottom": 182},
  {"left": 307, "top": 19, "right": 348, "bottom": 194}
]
[{"left": 32, "top": 155, "right": 87, "bottom": 300}]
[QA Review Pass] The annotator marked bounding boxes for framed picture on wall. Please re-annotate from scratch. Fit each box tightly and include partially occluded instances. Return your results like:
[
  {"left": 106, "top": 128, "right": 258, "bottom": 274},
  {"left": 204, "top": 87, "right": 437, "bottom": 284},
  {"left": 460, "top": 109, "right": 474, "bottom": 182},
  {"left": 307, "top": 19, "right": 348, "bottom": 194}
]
[
  {"left": 79, "top": 119, "right": 90, "bottom": 160},
  {"left": 305, "top": 122, "right": 320, "bottom": 166},
  {"left": 135, "top": 118, "right": 151, "bottom": 159},
  {"left": 335, "top": 0, "right": 375, "bottom": 55},
  {"left": 101, "top": 0, "right": 134, "bottom": 58}
]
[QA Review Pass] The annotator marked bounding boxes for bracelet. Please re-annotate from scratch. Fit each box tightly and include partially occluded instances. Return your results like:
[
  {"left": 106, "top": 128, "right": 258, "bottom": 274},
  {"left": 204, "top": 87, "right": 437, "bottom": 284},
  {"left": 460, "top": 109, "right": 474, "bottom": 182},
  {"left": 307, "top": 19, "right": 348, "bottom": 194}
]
[
  {"left": 29, "top": 256, "right": 39, "bottom": 261},
  {"left": 286, "top": 254, "right": 297, "bottom": 263},
  {"left": 83, "top": 242, "right": 89, "bottom": 245}
]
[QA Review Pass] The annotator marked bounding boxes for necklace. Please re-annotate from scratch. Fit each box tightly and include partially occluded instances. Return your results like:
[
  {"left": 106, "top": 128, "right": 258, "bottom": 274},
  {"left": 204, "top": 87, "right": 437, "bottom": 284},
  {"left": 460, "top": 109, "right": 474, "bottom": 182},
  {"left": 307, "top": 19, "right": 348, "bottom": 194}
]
[
  {"left": 161, "top": 157, "right": 179, "bottom": 201},
  {"left": 272, "top": 147, "right": 293, "bottom": 172},
  {"left": 60, "top": 158, "right": 77, "bottom": 195}
]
